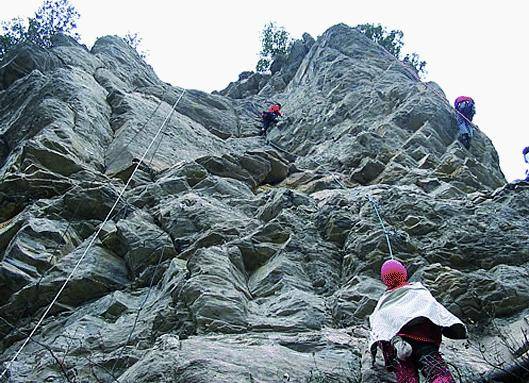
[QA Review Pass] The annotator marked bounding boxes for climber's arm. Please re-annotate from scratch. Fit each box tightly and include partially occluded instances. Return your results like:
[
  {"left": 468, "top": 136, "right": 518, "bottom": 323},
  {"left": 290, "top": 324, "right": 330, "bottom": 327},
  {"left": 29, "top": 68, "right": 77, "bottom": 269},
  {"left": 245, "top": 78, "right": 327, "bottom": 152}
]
[{"left": 370, "top": 343, "right": 378, "bottom": 366}]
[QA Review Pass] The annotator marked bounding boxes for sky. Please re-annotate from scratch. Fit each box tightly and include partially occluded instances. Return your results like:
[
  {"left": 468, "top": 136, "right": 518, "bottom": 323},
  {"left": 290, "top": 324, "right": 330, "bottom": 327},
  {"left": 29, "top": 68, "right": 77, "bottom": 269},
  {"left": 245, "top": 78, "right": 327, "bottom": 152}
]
[{"left": 3, "top": 1, "right": 528, "bottom": 181}]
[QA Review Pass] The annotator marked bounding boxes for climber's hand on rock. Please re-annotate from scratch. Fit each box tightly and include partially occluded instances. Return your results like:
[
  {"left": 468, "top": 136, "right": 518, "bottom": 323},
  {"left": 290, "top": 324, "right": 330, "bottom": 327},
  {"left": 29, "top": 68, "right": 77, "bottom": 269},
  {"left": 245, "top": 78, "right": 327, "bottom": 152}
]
[{"left": 391, "top": 336, "right": 412, "bottom": 361}]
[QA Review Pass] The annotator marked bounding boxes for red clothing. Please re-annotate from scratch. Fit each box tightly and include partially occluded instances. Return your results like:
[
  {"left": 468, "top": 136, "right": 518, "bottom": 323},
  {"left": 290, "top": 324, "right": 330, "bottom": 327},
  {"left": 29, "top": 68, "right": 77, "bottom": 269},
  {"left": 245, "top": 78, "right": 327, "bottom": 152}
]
[
  {"left": 268, "top": 104, "right": 282, "bottom": 116},
  {"left": 398, "top": 319, "right": 442, "bottom": 346}
]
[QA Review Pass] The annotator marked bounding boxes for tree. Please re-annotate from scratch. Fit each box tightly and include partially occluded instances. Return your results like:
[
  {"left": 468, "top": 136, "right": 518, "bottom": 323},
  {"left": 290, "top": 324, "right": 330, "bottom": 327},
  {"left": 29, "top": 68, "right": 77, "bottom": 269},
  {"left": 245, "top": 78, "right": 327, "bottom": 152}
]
[
  {"left": 356, "top": 23, "right": 427, "bottom": 76},
  {"left": 123, "top": 32, "right": 148, "bottom": 59},
  {"left": 0, "top": 18, "right": 26, "bottom": 59},
  {"left": 402, "top": 53, "right": 427, "bottom": 76},
  {"left": 356, "top": 24, "right": 404, "bottom": 58},
  {"left": 256, "top": 22, "right": 291, "bottom": 73},
  {"left": 0, "top": 0, "right": 80, "bottom": 60}
]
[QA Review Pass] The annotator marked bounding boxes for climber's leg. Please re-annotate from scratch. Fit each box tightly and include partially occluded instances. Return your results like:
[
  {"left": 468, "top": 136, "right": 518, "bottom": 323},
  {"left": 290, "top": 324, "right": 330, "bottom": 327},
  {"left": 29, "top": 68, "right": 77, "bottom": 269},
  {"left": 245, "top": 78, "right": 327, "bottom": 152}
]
[
  {"left": 379, "top": 341, "right": 396, "bottom": 370},
  {"left": 261, "top": 112, "right": 278, "bottom": 136},
  {"left": 261, "top": 113, "right": 272, "bottom": 135},
  {"left": 458, "top": 133, "right": 471, "bottom": 149},
  {"left": 395, "top": 360, "right": 420, "bottom": 383},
  {"left": 381, "top": 341, "right": 420, "bottom": 383},
  {"left": 418, "top": 349, "right": 455, "bottom": 383},
  {"left": 456, "top": 116, "right": 472, "bottom": 149}
]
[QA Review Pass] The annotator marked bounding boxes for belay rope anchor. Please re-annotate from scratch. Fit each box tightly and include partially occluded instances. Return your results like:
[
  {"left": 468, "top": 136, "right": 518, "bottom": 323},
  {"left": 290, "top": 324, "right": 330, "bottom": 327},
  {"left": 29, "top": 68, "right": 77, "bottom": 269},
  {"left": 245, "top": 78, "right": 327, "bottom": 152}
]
[{"left": 365, "top": 195, "right": 394, "bottom": 260}]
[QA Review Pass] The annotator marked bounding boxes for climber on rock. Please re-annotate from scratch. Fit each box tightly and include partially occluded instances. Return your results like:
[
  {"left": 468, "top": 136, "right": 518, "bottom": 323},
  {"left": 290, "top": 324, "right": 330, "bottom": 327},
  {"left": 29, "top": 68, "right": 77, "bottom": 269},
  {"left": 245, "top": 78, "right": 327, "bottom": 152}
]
[
  {"left": 454, "top": 96, "right": 476, "bottom": 149},
  {"left": 369, "top": 260, "right": 467, "bottom": 383},
  {"left": 260, "top": 102, "right": 282, "bottom": 136}
]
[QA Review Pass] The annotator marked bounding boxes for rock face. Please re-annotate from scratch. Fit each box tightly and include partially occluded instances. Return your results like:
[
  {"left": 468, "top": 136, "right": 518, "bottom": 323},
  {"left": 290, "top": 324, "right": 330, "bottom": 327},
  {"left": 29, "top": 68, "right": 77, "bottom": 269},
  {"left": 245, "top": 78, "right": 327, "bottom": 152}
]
[{"left": 0, "top": 25, "right": 527, "bottom": 383}]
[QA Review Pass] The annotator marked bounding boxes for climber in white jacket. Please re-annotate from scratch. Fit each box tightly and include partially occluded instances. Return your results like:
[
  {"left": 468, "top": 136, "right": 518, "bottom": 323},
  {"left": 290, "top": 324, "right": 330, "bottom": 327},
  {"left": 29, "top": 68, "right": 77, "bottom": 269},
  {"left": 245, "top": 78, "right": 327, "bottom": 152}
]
[{"left": 369, "top": 260, "right": 467, "bottom": 383}]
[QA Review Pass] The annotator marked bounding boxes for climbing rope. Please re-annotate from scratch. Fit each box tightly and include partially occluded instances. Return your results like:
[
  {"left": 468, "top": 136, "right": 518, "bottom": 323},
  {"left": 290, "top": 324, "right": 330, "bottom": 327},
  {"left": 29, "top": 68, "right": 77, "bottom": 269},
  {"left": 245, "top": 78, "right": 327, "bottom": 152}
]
[
  {"left": 299, "top": 51, "right": 473, "bottom": 263},
  {"left": 371, "top": 61, "right": 395, "bottom": 89},
  {"left": 308, "top": 156, "right": 395, "bottom": 261},
  {"left": 0, "top": 53, "right": 23, "bottom": 72},
  {"left": 313, "top": 160, "right": 395, "bottom": 260},
  {"left": 107, "top": 85, "right": 171, "bottom": 169},
  {"left": 365, "top": 195, "right": 394, "bottom": 259},
  {"left": 0, "top": 89, "right": 186, "bottom": 381}
]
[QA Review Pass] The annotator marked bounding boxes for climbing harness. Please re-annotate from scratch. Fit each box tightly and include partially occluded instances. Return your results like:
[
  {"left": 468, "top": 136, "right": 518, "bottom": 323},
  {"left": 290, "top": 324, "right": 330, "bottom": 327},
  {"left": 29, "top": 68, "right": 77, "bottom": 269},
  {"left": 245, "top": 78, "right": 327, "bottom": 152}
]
[{"left": 0, "top": 89, "right": 187, "bottom": 381}]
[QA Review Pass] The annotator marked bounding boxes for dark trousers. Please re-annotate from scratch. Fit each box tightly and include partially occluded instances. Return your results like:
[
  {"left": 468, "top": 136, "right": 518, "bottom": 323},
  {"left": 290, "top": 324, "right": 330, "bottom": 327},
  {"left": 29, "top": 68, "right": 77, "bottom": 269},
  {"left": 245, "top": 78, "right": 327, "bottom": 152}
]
[
  {"left": 261, "top": 112, "right": 278, "bottom": 134},
  {"left": 381, "top": 339, "right": 455, "bottom": 383},
  {"left": 458, "top": 133, "right": 471, "bottom": 149}
]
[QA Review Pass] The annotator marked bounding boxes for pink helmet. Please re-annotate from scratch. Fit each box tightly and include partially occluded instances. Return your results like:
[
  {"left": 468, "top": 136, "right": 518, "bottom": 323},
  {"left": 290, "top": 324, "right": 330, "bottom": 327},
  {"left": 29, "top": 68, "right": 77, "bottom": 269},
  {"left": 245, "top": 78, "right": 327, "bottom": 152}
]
[
  {"left": 454, "top": 96, "right": 474, "bottom": 108},
  {"left": 380, "top": 260, "right": 408, "bottom": 289}
]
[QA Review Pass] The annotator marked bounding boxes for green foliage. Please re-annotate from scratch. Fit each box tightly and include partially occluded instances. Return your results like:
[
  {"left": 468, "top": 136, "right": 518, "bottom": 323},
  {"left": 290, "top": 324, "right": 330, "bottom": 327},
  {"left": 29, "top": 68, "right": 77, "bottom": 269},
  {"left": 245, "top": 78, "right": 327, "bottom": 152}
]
[
  {"left": 123, "top": 32, "right": 148, "bottom": 59},
  {"left": 356, "top": 24, "right": 403, "bottom": 58},
  {"left": 256, "top": 58, "right": 271, "bottom": 73},
  {"left": 356, "top": 23, "right": 427, "bottom": 76},
  {"left": 0, "top": 0, "right": 80, "bottom": 60},
  {"left": 256, "top": 22, "right": 291, "bottom": 73},
  {"left": 403, "top": 52, "right": 427, "bottom": 76},
  {"left": 0, "top": 18, "right": 26, "bottom": 58}
]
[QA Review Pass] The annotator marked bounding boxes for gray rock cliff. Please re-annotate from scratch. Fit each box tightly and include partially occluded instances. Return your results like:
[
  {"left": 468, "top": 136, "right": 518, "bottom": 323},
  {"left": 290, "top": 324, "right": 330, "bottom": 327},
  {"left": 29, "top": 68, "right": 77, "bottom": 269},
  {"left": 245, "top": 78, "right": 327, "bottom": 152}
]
[{"left": 0, "top": 25, "right": 527, "bottom": 382}]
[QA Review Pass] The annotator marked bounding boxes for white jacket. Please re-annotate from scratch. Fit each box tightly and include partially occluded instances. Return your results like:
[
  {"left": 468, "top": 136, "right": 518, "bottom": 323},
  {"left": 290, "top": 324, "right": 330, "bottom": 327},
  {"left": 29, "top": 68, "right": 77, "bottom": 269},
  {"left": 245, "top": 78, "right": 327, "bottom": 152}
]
[{"left": 369, "top": 282, "right": 466, "bottom": 351}]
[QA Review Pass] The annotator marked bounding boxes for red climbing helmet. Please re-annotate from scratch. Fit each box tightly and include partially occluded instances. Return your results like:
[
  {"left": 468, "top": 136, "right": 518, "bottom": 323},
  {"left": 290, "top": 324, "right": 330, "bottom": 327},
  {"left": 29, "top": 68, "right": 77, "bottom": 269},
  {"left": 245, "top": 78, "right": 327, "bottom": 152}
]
[
  {"left": 454, "top": 96, "right": 474, "bottom": 108},
  {"left": 380, "top": 260, "right": 408, "bottom": 289},
  {"left": 268, "top": 103, "right": 282, "bottom": 116}
]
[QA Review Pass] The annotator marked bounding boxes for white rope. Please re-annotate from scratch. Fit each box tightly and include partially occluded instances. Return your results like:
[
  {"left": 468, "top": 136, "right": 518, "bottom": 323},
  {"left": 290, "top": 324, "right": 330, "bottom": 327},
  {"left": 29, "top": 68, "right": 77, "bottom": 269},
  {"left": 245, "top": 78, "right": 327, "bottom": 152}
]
[
  {"left": 0, "top": 89, "right": 186, "bottom": 380},
  {"left": 0, "top": 52, "right": 23, "bottom": 72},
  {"left": 372, "top": 61, "right": 395, "bottom": 88},
  {"left": 308, "top": 156, "right": 395, "bottom": 261},
  {"left": 366, "top": 195, "right": 394, "bottom": 259}
]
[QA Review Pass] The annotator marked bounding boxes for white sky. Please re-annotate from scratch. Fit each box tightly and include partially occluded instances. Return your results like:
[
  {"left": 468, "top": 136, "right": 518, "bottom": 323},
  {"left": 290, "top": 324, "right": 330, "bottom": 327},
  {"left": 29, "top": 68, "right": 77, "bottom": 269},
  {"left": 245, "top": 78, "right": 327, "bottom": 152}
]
[{"left": 4, "top": 1, "right": 528, "bottom": 181}]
